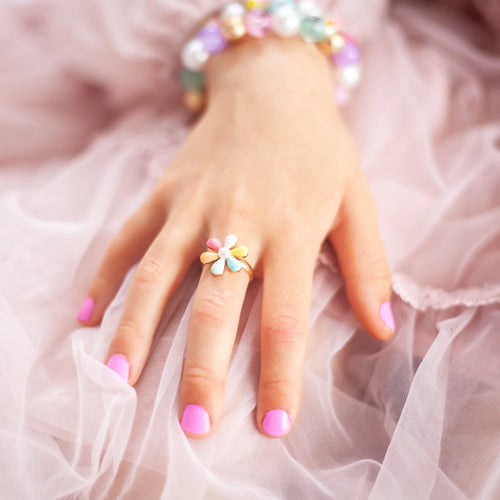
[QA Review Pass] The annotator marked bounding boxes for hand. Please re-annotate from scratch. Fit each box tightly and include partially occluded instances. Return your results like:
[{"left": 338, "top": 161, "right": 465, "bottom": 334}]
[{"left": 77, "top": 36, "right": 394, "bottom": 438}]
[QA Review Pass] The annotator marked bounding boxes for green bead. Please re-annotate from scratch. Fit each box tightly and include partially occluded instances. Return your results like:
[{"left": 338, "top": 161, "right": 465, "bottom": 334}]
[
  {"left": 299, "top": 16, "right": 326, "bottom": 43},
  {"left": 180, "top": 69, "right": 205, "bottom": 91},
  {"left": 269, "top": 0, "right": 294, "bottom": 12}
]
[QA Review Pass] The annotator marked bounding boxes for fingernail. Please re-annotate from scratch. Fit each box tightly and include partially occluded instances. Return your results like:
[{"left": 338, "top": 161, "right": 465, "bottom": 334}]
[
  {"left": 379, "top": 301, "right": 395, "bottom": 333},
  {"left": 77, "top": 297, "right": 94, "bottom": 322},
  {"left": 106, "top": 354, "right": 130, "bottom": 382},
  {"left": 180, "top": 404, "right": 211, "bottom": 434},
  {"left": 262, "top": 409, "right": 292, "bottom": 437}
]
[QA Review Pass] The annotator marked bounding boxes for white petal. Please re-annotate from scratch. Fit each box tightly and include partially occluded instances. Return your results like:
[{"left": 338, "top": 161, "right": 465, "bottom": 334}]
[{"left": 224, "top": 234, "right": 238, "bottom": 249}]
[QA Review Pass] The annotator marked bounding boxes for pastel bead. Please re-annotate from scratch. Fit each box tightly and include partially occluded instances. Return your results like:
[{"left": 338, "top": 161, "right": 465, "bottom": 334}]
[
  {"left": 324, "top": 17, "right": 343, "bottom": 35},
  {"left": 332, "top": 36, "right": 361, "bottom": 66},
  {"left": 337, "top": 64, "right": 362, "bottom": 88},
  {"left": 245, "top": 0, "right": 267, "bottom": 9},
  {"left": 245, "top": 9, "right": 272, "bottom": 38},
  {"left": 180, "top": 69, "right": 205, "bottom": 91},
  {"left": 299, "top": 16, "right": 326, "bottom": 43},
  {"left": 271, "top": 5, "right": 300, "bottom": 37},
  {"left": 297, "top": 0, "right": 322, "bottom": 17},
  {"left": 317, "top": 31, "right": 346, "bottom": 56},
  {"left": 181, "top": 39, "right": 209, "bottom": 71},
  {"left": 182, "top": 91, "right": 205, "bottom": 112},
  {"left": 197, "top": 25, "right": 227, "bottom": 54},
  {"left": 269, "top": 0, "right": 294, "bottom": 12},
  {"left": 221, "top": 15, "right": 247, "bottom": 40},
  {"left": 334, "top": 85, "right": 350, "bottom": 107},
  {"left": 220, "top": 2, "right": 246, "bottom": 19}
]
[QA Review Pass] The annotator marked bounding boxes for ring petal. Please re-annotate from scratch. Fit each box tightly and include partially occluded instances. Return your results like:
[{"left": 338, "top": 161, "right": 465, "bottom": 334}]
[
  {"left": 211, "top": 258, "right": 226, "bottom": 275},
  {"left": 226, "top": 256, "right": 243, "bottom": 272},
  {"left": 231, "top": 246, "right": 249, "bottom": 258},
  {"left": 224, "top": 234, "right": 238, "bottom": 249},
  {"left": 200, "top": 251, "right": 219, "bottom": 264},
  {"left": 207, "top": 238, "right": 221, "bottom": 251}
]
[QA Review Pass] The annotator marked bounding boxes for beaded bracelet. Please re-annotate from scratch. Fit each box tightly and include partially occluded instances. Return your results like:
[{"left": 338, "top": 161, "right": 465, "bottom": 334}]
[{"left": 180, "top": 0, "right": 361, "bottom": 112}]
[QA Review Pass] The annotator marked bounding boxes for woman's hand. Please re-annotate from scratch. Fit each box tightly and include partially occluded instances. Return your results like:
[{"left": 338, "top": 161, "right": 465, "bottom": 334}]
[{"left": 77, "top": 36, "right": 395, "bottom": 438}]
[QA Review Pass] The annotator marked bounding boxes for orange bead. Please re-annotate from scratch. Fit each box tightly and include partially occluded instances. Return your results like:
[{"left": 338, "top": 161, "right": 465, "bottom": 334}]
[
  {"left": 183, "top": 91, "right": 206, "bottom": 112},
  {"left": 316, "top": 31, "right": 346, "bottom": 56},
  {"left": 221, "top": 15, "right": 247, "bottom": 40}
]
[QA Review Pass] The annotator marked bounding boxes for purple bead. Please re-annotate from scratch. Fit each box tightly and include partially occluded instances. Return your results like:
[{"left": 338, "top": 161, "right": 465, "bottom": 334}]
[
  {"left": 197, "top": 25, "right": 227, "bottom": 54},
  {"left": 332, "top": 36, "right": 361, "bottom": 67},
  {"left": 245, "top": 10, "right": 272, "bottom": 38}
]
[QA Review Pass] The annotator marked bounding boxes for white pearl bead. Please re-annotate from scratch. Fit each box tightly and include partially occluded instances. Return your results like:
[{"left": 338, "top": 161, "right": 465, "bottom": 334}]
[
  {"left": 221, "top": 2, "right": 246, "bottom": 19},
  {"left": 271, "top": 6, "right": 300, "bottom": 37},
  {"left": 181, "top": 39, "right": 209, "bottom": 71},
  {"left": 297, "top": 0, "right": 322, "bottom": 18},
  {"left": 338, "top": 64, "right": 362, "bottom": 88}
]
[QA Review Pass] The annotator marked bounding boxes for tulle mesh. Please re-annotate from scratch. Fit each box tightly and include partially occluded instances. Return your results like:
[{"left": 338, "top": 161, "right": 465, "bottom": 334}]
[{"left": 0, "top": 0, "right": 499, "bottom": 498}]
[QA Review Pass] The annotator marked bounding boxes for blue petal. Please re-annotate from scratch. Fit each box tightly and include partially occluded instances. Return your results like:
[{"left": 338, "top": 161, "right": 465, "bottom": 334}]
[
  {"left": 227, "top": 256, "right": 242, "bottom": 272},
  {"left": 211, "top": 258, "right": 225, "bottom": 275}
]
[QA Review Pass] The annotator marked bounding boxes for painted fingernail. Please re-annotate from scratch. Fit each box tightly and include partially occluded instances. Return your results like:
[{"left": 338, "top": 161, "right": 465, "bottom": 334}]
[
  {"left": 262, "top": 409, "right": 292, "bottom": 437},
  {"left": 379, "top": 301, "right": 395, "bottom": 333},
  {"left": 106, "top": 354, "right": 130, "bottom": 382},
  {"left": 181, "top": 404, "right": 211, "bottom": 434},
  {"left": 77, "top": 297, "right": 94, "bottom": 322}
]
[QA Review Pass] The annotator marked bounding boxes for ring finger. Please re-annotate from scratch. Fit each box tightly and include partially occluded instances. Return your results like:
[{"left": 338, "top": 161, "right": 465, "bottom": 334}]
[{"left": 178, "top": 232, "right": 259, "bottom": 438}]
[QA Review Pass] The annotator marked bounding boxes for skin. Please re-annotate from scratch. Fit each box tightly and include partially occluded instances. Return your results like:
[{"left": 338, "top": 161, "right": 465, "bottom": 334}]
[{"left": 79, "top": 36, "right": 393, "bottom": 438}]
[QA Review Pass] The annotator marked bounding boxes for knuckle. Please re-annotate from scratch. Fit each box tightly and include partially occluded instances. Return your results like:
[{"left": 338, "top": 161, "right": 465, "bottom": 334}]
[
  {"left": 216, "top": 191, "right": 253, "bottom": 226},
  {"left": 264, "top": 314, "right": 305, "bottom": 345},
  {"left": 364, "top": 257, "right": 391, "bottom": 283},
  {"left": 134, "top": 257, "right": 166, "bottom": 286},
  {"left": 192, "top": 290, "right": 232, "bottom": 328},
  {"left": 183, "top": 365, "right": 225, "bottom": 390},
  {"left": 260, "top": 376, "right": 297, "bottom": 395},
  {"left": 115, "top": 320, "right": 142, "bottom": 343}
]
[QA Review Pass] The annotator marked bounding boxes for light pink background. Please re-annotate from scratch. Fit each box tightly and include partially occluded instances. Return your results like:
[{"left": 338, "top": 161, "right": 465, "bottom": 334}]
[{"left": 0, "top": 0, "right": 499, "bottom": 498}]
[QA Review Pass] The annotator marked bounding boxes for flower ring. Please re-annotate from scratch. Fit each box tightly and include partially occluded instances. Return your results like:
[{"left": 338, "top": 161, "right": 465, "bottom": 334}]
[{"left": 200, "top": 234, "right": 253, "bottom": 280}]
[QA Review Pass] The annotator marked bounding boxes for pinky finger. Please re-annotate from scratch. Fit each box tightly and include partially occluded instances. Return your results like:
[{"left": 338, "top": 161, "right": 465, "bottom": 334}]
[{"left": 329, "top": 179, "right": 395, "bottom": 340}]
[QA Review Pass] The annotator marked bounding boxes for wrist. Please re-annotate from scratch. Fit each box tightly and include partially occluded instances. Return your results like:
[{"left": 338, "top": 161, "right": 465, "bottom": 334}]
[{"left": 204, "top": 36, "right": 339, "bottom": 121}]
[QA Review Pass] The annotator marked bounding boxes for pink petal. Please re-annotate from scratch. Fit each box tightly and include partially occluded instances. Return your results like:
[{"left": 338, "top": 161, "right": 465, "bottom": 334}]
[{"left": 207, "top": 238, "right": 221, "bottom": 251}]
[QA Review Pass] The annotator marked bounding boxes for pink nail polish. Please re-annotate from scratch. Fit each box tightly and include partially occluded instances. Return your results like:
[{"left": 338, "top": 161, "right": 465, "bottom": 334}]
[
  {"left": 106, "top": 354, "right": 130, "bottom": 382},
  {"left": 262, "top": 409, "right": 292, "bottom": 437},
  {"left": 77, "top": 297, "right": 94, "bottom": 322},
  {"left": 379, "top": 301, "right": 395, "bottom": 332},
  {"left": 181, "top": 404, "right": 211, "bottom": 434}
]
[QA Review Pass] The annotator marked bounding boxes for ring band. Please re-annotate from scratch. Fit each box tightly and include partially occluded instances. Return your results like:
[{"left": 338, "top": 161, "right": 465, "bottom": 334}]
[{"left": 200, "top": 234, "right": 254, "bottom": 281}]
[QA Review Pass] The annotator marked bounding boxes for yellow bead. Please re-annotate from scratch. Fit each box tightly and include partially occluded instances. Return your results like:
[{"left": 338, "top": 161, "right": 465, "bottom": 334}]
[
  {"left": 245, "top": 0, "right": 267, "bottom": 9},
  {"left": 183, "top": 91, "right": 205, "bottom": 112},
  {"left": 324, "top": 18, "right": 342, "bottom": 37},
  {"left": 221, "top": 15, "right": 247, "bottom": 40}
]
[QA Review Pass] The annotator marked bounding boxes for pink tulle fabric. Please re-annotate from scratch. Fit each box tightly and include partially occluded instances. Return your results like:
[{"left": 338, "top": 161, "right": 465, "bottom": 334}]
[{"left": 1, "top": 0, "right": 499, "bottom": 498}]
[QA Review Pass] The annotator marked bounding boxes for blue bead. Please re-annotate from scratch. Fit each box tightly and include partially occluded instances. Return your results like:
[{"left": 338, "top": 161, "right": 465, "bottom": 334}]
[
  {"left": 269, "top": 0, "right": 294, "bottom": 12},
  {"left": 299, "top": 16, "right": 326, "bottom": 42}
]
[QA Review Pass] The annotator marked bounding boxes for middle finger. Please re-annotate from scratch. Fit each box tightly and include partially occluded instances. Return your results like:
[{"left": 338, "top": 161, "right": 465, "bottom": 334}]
[{"left": 179, "top": 233, "right": 258, "bottom": 438}]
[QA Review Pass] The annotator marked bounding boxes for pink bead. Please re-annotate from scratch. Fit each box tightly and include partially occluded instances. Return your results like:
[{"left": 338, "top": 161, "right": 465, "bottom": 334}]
[
  {"left": 334, "top": 85, "right": 350, "bottom": 107},
  {"left": 245, "top": 10, "right": 271, "bottom": 38}
]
